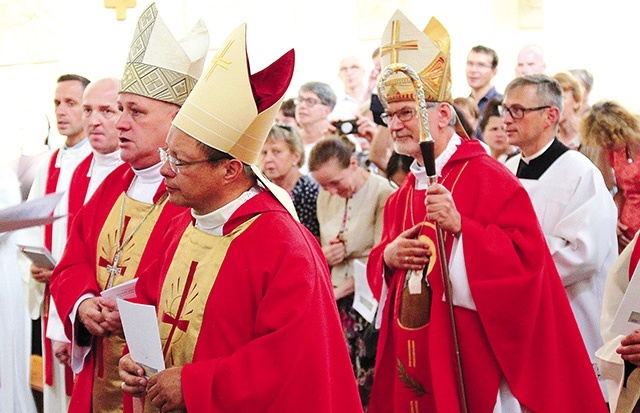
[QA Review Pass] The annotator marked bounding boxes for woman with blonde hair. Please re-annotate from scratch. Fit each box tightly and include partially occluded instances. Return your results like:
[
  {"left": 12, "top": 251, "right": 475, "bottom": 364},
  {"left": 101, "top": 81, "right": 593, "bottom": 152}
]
[
  {"left": 582, "top": 100, "right": 640, "bottom": 250},
  {"left": 553, "top": 71, "right": 584, "bottom": 149}
]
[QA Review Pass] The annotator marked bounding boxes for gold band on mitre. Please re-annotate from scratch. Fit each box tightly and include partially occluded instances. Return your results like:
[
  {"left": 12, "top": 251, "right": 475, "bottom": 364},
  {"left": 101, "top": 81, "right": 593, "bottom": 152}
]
[{"left": 120, "top": 3, "right": 209, "bottom": 106}]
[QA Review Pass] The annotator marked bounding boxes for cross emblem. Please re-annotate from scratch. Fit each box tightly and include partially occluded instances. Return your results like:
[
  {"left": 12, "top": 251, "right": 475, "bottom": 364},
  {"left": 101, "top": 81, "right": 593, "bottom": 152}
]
[
  {"left": 204, "top": 40, "right": 234, "bottom": 81},
  {"left": 381, "top": 20, "right": 419, "bottom": 64},
  {"left": 104, "top": 0, "right": 136, "bottom": 21},
  {"left": 99, "top": 251, "right": 127, "bottom": 290},
  {"left": 162, "top": 261, "right": 199, "bottom": 355}
]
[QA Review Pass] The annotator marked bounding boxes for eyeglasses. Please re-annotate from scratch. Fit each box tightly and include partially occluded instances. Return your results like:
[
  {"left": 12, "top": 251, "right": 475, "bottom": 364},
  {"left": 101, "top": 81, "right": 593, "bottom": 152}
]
[
  {"left": 294, "top": 97, "right": 324, "bottom": 107},
  {"left": 158, "top": 147, "right": 212, "bottom": 174},
  {"left": 465, "top": 61, "right": 493, "bottom": 70},
  {"left": 498, "top": 104, "right": 551, "bottom": 119},
  {"left": 380, "top": 107, "right": 418, "bottom": 125}
]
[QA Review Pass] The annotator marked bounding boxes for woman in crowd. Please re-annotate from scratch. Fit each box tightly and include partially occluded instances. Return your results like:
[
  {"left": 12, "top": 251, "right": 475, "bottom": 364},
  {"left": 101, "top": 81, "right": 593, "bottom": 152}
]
[
  {"left": 309, "top": 137, "right": 395, "bottom": 409},
  {"left": 582, "top": 100, "right": 640, "bottom": 250},
  {"left": 259, "top": 124, "right": 320, "bottom": 237},
  {"left": 482, "top": 98, "right": 520, "bottom": 163},
  {"left": 553, "top": 71, "right": 584, "bottom": 149}
]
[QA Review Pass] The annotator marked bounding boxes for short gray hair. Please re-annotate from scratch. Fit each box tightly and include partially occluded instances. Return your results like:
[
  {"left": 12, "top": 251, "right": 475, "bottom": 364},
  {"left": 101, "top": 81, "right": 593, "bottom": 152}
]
[
  {"left": 299, "top": 81, "right": 337, "bottom": 109},
  {"left": 504, "top": 74, "right": 564, "bottom": 114}
]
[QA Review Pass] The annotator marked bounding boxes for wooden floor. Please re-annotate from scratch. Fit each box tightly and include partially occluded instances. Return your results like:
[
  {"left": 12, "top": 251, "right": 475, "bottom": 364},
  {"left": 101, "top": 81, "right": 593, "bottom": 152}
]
[{"left": 30, "top": 354, "right": 44, "bottom": 413}]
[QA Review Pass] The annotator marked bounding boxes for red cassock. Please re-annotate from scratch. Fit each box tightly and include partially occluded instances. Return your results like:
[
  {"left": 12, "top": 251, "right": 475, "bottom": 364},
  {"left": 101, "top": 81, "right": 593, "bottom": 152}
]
[
  {"left": 367, "top": 140, "right": 607, "bottom": 413},
  {"left": 133, "top": 191, "right": 364, "bottom": 413},
  {"left": 50, "top": 163, "right": 187, "bottom": 412}
]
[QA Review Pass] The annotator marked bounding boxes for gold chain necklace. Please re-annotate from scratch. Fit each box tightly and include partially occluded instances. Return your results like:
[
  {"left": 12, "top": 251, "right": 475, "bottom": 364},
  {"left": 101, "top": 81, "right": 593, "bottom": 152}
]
[{"left": 105, "top": 192, "right": 168, "bottom": 289}]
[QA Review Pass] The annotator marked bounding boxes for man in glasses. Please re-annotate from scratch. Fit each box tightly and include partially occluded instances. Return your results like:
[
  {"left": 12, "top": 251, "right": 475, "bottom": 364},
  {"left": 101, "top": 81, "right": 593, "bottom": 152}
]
[
  {"left": 503, "top": 74, "right": 617, "bottom": 403},
  {"left": 367, "top": 10, "right": 607, "bottom": 412},
  {"left": 48, "top": 4, "right": 209, "bottom": 411},
  {"left": 118, "top": 23, "right": 362, "bottom": 412}
]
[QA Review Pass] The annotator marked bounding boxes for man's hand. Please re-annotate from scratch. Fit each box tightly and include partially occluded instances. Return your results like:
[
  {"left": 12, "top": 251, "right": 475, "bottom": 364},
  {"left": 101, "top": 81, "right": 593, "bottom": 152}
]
[
  {"left": 119, "top": 354, "right": 148, "bottom": 398},
  {"left": 146, "top": 367, "right": 185, "bottom": 413},
  {"left": 617, "top": 220, "right": 633, "bottom": 250},
  {"left": 77, "top": 297, "right": 107, "bottom": 336},
  {"left": 618, "top": 330, "right": 640, "bottom": 367},
  {"left": 98, "top": 297, "right": 123, "bottom": 336},
  {"left": 383, "top": 224, "right": 431, "bottom": 271},
  {"left": 53, "top": 341, "right": 71, "bottom": 366},
  {"left": 426, "top": 183, "right": 462, "bottom": 235},
  {"left": 323, "top": 238, "right": 346, "bottom": 267},
  {"left": 31, "top": 263, "right": 53, "bottom": 283}
]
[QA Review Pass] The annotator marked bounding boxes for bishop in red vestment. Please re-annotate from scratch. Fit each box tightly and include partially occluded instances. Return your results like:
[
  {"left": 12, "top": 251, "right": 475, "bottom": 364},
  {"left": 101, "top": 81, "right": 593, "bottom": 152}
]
[
  {"left": 366, "top": 10, "right": 607, "bottom": 413},
  {"left": 119, "top": 22, "right": 362, "bottom": 413}
]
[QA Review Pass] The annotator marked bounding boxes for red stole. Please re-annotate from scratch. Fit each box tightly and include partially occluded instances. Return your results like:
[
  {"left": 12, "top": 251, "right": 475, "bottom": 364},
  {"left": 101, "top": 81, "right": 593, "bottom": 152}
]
[
  {"left": 67, "top": 153, "right": 93, "bottom": 226},
  {"left": 43, "top": 149, "right": 74, "bottom": 396},
  {"left": 629, "top": 238, "right": 640, "bottom": 280}
]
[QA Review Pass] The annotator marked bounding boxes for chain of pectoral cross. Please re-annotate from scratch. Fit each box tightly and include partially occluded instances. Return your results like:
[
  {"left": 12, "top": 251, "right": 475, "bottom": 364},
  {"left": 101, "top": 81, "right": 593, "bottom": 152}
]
[{"left": 105, "top": 193, "right": 167, "bottom": 289}]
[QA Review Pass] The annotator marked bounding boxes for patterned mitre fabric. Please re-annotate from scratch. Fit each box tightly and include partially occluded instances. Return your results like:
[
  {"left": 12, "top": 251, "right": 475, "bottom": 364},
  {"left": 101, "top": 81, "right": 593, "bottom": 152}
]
[
  {"left": 172, "top": 23, "right": 299, "bottom": 218},
  {"left": 120, "top": 3, "right": 209, "bottom": 106},
  {"left": 380, "top": 10, "right": 452, "bottom": 104}
]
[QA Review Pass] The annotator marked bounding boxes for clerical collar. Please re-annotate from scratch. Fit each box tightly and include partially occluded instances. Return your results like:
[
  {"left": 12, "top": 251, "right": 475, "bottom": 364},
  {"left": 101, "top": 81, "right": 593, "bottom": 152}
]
[
  {"left": 63, "top": 137, "right": 88, "bottom": 150},
  {"left": 410, "top": 133, "right": 462, "bottom": 190},
  {"left": 128, "top": 162, "right": 164, "bottom": 203},
  {"left": 93, "top": 149, "right": 121, "bottom": 166},
  {"left": 516, "top": 138, "right": 569, "bottom": 180},
  {"left": 193, "top": 186, "right": 263, "bottom": 235}
]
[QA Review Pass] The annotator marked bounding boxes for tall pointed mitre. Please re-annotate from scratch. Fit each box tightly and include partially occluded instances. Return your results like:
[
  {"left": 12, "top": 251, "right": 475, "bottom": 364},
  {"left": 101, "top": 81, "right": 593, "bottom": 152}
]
[
  {"left": 379, "top": 10, "right": 452, "bottom": 104},
  {"left": 172, "top": 23, "right": 298, "bottom": 217},
  {"left": 120, "top": 3, "right": 210, "bottom": 106}
]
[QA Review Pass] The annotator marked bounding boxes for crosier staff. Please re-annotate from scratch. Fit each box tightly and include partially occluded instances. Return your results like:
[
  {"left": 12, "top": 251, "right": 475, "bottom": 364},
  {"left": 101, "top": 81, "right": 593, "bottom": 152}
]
[{"left": 379, "top": 62, "right": 468, "bottom": 413}]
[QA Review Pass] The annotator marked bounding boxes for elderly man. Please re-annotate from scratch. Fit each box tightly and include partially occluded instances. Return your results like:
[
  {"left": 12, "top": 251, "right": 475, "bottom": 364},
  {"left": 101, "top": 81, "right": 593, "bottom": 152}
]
[
  {"left": 366, "top": 10, "right": 607, "bottom": 412},
  {"left": 118, "top": 23, "right": 362, "bottom": 413},
  {"left": 503, "top": 74, "right": 618, "bottom": 403},
  {"left": 49, "top": 4, "right": 209, "bottom": 411},
  {"left": 515, "top": 44, "right": 546, "bottom": 77}
]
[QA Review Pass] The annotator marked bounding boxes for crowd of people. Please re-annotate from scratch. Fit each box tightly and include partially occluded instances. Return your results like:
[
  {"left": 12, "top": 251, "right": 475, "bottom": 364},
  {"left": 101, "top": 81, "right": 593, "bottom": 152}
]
[{"left": 3, "top": 3, "right": 640, "bottom": 413}]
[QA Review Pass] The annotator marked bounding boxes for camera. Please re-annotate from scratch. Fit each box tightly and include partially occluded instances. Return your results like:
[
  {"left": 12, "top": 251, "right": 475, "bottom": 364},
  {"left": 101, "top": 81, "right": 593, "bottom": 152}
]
[{"left": 332, "top": 119, "right": 359, "bottom": 136}]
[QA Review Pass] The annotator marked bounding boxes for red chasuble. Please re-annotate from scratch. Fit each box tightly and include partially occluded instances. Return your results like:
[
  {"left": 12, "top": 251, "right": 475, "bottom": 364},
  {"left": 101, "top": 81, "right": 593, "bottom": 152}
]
[
  {"left": 134, "top": 191, "right": 363, "bottom": 413},
  {"left": 367, "top": 139, "right": 607, "bottom": 413},
  {"left": 50, "top": 163, "right": 187, "bottom": 413}
]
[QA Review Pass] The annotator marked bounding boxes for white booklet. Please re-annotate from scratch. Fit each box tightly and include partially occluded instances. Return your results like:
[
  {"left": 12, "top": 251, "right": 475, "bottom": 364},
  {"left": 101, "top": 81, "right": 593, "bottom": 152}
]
[
  {"left": 352, "top": 259, "right": 378, "bottom": 323},
  {"left": 101, "top": 279, "right": 138, "bottom": 300},
  {"left": 18, "top": 244, "right": 56, "bottom": 270},
  {"left": 0, "top": 192, "right": 64, "bottom": 233},
  {"left": 117, "top": 298, "right": 165, "bottom": 377},
  {"left": 611, "top": 264, "right": 640, "bottom": 336}
]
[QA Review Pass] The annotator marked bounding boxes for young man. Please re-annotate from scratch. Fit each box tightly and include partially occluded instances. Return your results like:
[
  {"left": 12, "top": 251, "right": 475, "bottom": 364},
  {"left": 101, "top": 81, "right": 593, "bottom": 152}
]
[
  {"left": 367, "top": 10, "right": 607, "bottom": 412},
  {"left": 503, "top": 74, "right": 618, "bottom": 403},
  {"left": 49, "top": 4, "right": 209, "bottom": 411},
  {"left": 26, "top": 73, "right": 92, "bottom": 413},
  {"left": 119, "top": 23, "right": 362, "bottom": 413},
  {"left": 466, "top": 45, "right": 502, "bottom": 139}
]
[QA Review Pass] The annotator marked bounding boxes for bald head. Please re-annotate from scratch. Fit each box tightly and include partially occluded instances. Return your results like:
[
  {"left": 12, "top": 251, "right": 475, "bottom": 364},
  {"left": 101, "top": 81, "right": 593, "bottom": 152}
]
[
  {"left": 516, "top": 45, "right": 546, "bottom": 77},
  {"left": 82, "top": 78, "right": 121, "bottom": 154}
]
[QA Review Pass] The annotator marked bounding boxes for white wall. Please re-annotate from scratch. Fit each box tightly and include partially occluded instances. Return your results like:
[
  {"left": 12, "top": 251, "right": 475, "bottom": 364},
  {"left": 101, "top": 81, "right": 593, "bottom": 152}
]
[{"left": 1, "top": 0, "right": 638, "bottom": 163}]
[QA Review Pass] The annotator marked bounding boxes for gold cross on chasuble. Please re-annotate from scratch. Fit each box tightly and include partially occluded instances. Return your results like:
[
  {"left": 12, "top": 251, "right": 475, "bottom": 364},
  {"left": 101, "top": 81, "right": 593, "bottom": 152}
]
[
  {"left": 204, "top": 40, "right": 234, "bottom": 80},
  {"left": 161, "top": 261, "right": 198, "bottom": 355},
  {"left": 98, "top": 215, "right": 131, "bottom": 290},
  {"left": 381, "top": 20, "right": 419, "bottom": 64},
  {"left": 104, "top": 0, "right": 136, "bottom": 21}
]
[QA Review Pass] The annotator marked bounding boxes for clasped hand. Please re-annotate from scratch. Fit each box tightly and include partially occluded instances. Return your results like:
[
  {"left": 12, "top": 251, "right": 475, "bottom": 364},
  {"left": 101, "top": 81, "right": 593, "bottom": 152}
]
[{"left": 77, "top": 297, "right": 122, "bottom": 337}]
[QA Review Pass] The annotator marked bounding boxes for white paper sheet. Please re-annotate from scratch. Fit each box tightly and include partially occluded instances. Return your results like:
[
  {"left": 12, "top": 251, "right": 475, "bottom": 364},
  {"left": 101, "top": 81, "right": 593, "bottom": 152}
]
[
  {"left": 352, "top": 259, "right": 378, "bottom": 323},
  {"left": 0, "top": 192, "right": 64, "bottom": 233},
  {"left": 611, "top": 264, "right": 640, "bottom": 336},
  {"left": 101, "top": 279, "right": 138, "bottom": 300},
  {"left": 117, "top": 298, "right": 165, "bottom": 377}
]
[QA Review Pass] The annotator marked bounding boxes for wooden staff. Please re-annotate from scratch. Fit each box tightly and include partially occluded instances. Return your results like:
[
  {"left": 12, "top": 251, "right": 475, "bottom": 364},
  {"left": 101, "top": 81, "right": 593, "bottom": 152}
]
[{"left": 379, "top": 63, "right": 468, "bottom": 413}]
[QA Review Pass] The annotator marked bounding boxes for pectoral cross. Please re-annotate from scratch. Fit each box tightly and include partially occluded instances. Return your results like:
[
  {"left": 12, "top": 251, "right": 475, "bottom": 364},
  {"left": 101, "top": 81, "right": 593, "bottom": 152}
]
[
  {"left": 381, "top": 20, "right": 419, "bottom": 64},
  {"left": 104, "top": 0, "right": 136, "bottom": 21},
  {"left": 162, "top": 261, "right": 199, "bottom": 356}
]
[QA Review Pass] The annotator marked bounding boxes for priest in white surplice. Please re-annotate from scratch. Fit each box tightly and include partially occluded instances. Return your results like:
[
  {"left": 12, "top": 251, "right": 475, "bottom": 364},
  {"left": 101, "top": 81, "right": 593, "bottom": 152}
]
[{"left": 504, "top": 74, "right": 618, "bottom": 402}]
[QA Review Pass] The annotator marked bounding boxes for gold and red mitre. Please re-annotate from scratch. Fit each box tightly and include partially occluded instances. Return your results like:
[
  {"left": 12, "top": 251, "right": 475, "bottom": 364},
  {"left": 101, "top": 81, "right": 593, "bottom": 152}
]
[
  {"left": 379, "top": 10, "right": 452, "bottom": 105},
  {"left": 120, "top": 3, "right": 210, "bottom": 106},
  {"left": 172, "top": 23, "right": 298, "bottom": 217}
]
